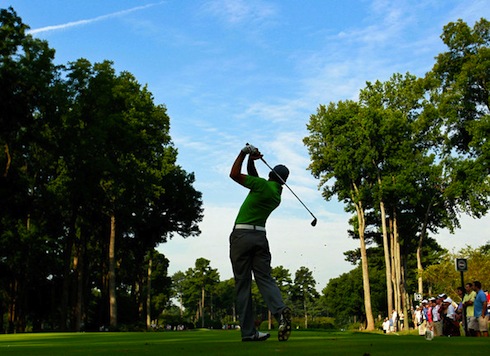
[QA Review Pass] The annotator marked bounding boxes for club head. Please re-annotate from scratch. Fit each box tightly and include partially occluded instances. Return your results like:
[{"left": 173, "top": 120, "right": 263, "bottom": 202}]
[{"left": 311, "top": 218, "right": 317, "bottom": 227}]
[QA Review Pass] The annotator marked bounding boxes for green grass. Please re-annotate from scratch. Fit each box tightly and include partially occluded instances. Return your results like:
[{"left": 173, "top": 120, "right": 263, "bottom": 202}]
[{"left": 0, "top": 329, "right": 489, "bottom": 355}]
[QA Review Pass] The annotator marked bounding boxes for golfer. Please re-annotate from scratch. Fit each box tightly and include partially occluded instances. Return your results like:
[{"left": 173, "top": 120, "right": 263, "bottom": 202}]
[{"left": 229, "top": 144, "right": 292, "bottom": 342}]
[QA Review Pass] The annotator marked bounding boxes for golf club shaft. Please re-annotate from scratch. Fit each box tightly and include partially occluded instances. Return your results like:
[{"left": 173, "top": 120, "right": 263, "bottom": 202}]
[{"left": 259, "top": 157, "right": 317, "bottom": 221}]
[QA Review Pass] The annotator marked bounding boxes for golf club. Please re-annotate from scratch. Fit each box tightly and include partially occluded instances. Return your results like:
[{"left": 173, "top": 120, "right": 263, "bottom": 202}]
[{"left": 246, "top": 144, "right": 317, "bottom": 226}]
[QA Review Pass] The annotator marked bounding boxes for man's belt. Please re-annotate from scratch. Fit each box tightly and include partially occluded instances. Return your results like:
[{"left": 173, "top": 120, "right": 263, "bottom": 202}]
[{"left": 234, "top": 224, "right": 266, "bottom": 232}]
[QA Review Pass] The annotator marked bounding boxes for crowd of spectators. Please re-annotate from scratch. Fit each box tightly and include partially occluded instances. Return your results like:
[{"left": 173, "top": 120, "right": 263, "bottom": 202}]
[
  {"left": 383, "top": 280, "right": 489, "bottom": 337},
  {"left": 409, "top": 281, "right": 489, "bottom": 337}
]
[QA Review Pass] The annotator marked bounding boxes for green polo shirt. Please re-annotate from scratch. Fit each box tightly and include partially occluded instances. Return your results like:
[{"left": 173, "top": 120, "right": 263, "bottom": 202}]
[{"left": 234, "top": 175, "right": 282, "bottom": 227}]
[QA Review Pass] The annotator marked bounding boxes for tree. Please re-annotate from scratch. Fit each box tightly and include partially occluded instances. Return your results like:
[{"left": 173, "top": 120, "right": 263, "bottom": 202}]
[
  {"left": 0, "top": 7, "right": 57, "bottom": 177},
  {"left": 182, "top": 258, "right": 220, "bottom": 328},
  {"left": 415, "top": 17, "right": 490, "bottom": 299},
  {"left": 305, "top": 66, "right": 475, "bottom": 330},
  {"left": 272, "top": 266, "right": 293, "bottom": 305},
  {"left": 357, "top": 73, "right": 455, "bottom": 323},
  {"left": 1, "top": 8, "right": 203, "bottom": 331},
  {"left": 213, "top": 278, "right": 236, "bottom": 324},
  {"left": 0, "top": 7, "right": 61, "bottom": 333},
  {"left": 292, "top": 267, "right": 318, "bottom": 328},
  {"left": 427, "top": 18, "right": 489, "bottom": 218},
  {"left": 171, "top": 271, "right": 186, "bottom": 319},
  {"left": 146, "top": 251, "right": 172, "bottom": 328},
  {"left": 304, "top": 100, "right": 376, "bottom": 330},
  {"left": 55, "top": 58, "right": 194, "bottom": 330}
]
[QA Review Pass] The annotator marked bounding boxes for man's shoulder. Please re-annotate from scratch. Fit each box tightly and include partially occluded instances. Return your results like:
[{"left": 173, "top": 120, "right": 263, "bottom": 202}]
[{"left": 244, "top": 175, "right": 266, "bottom": 186}]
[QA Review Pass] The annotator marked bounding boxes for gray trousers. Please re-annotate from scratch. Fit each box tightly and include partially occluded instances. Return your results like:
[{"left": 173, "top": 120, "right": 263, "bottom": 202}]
[{"left": 229, "top": 229, "right": 286, "bottom": 337}]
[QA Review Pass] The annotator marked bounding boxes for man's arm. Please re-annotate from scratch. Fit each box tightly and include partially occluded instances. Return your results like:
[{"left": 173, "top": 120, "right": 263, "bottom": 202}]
[
  {"left": 230, "top": 150, "right": 247, "bottom": 186},
  {"left": 247, "top": 155, "right": 259, "bottom": 177},
  {"left": 230, "top": 144, "right": 263, "bottom": 186}
]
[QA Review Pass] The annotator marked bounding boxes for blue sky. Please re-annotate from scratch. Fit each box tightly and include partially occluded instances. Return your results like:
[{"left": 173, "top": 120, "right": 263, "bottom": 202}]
[{"left": 7, "top": 0, "right": 490, "bottom": 290}]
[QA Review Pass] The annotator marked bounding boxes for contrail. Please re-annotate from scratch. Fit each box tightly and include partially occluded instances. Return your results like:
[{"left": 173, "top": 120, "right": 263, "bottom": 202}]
[{"left": 28, "top": 1, "right": 165, "bottom": 35}]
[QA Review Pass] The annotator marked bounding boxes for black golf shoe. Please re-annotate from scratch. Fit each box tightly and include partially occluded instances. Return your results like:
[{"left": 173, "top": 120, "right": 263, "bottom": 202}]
[{"left": 278, "top": 307, "right": 292, "bottom": 341}]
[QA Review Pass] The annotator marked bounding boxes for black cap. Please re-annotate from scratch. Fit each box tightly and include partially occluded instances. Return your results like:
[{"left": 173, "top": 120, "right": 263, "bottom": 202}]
[{"left": 271, "top": 164, "right": 289, "bottom": 183}]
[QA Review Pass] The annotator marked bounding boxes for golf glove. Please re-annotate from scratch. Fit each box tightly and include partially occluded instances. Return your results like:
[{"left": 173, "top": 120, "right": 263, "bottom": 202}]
[{"left": 242, "top": 144, "right": 258, "bottom": 154}]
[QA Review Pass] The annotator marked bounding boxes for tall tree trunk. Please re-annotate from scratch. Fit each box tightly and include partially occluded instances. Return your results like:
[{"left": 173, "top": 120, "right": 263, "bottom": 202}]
[
  {"left": 109, "top": 213, "right": 117, "bottom": 328},
  {"left": 400, "top": 253, "right": 408, "bottom": 331},
  {"left": 352, "top": 184, "right": 375, "bottom": 330},
  {"left": 416, "top": 240, "right": 424, "bottom": 294},
  {"left": 304, "top": 297, "right": 308, "bottom": 329},
  {"left": 179, "top": 295, "right": 184, "bottom": 318},
  {"left": 146, "top": 255, "right": 152, "bottom": 330},
  {"left": 389, "top": 218, "right": 399, "bottom": 315},
  {"left": 3, "top": 142, "right": 11, "bottom": 177},
  {"left": 74, "top": 225, "right": 85, "bottom": 332},
  {"left": 417, "top": 196, "right": 434, "bottom": 294},
  {"left": 201, "top": 287, "right": 205, "bottom": 328},
  {"left": 73, "top": 252, "right": 80, "bottom": 330},
  {"left": 379, "top": 200, "right": 393, "bottom": 316},
  {"left": 60, "top": 212, "right": 79, "bottom": 331},
  {"left": 359, "top": 220, "right": 374, "bottom": 330},
  {"left": 8, "top": 279, "right": 17, "bottom": 333},
  {"left": 392, "top": 211, "right": 402, "bottom": 329}
]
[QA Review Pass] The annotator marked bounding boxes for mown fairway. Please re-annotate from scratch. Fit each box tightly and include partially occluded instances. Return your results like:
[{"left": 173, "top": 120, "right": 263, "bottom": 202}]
[{"left": 0, "top": 329, "right": 489, "bottom": 355}]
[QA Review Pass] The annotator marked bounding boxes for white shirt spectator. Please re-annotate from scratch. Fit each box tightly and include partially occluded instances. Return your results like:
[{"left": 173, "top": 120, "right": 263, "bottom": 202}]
[{"left": 446, "top": 304, "right": 456, "bottom": 320}]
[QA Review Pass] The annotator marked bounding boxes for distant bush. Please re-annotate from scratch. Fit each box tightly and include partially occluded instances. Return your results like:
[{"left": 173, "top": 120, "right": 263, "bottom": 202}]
[
  {"left": 195, "top": 317, "right": 222, "bottom": 330},
  {"left": 259, "top": 320, "right": 275, "bottom": 330},
  {"left": 307, "top": 317, "right": 336, "bottom": 330},
  {"left": 346, "top": 322, "right": 363, "bottom": 331},
  {"left": 292, "top": 317, "right": 336, "bottom": 330},
  {"left": 117, "top": 322, "right": 146, "bottom": 332}
]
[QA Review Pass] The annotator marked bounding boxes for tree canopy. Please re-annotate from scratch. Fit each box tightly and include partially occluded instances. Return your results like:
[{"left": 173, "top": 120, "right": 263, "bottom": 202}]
[
  {"left": 304, "top": 17, "right": 489, "bottom": 330},
  {"left": 0, "top": 7, "right": 203, "bottom": 333}
]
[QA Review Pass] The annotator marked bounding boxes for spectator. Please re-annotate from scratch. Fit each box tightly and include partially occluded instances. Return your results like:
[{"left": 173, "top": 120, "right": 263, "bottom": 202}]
[
  {"left": 391, "top": 309, "right": 398, "bottom": 332},
  {"left": 382, "top": 317, "right": 391, "bottom": 333},
  {"left": 410, "top": 307, "right": 415, "bottom": 330},
  {"left": 416, "top": 303, "right": 426, "bottom": 336},
  {"left": 427, "top": 298, "right": 435, "bottom": 332},
  {"left": 421, "top": 300, "right": 429, "bottom": 333},
  {"left": 471, "top": 281, "right": 489, "bottom": 337},
  {"left": 455, "top": 287, "right": 464, "bottom": 322},
  {"left": 442, "top": 297, "right": 460, "bottom": 336},
  {"left": 463, "top": 282, "right": 477, "bottom": 336},
  {"left": 485, "top": 290, "right": 490, "bottom": 315},
  {"left": 432, "top": 295, "right": 443, "bottom": 337}
]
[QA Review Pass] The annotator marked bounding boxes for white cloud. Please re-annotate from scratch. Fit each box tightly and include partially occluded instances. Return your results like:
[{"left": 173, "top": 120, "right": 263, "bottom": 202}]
[
  {"left": 202, "top": 0, "right": 277, "bottom": 25},
  {"left": 436, "top": 214, "right": 490, "bottom": 253},
  {"left": 27, "top": 1, "right": 165, "bottom": 35}
]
